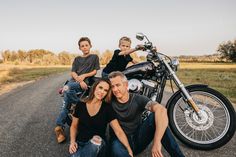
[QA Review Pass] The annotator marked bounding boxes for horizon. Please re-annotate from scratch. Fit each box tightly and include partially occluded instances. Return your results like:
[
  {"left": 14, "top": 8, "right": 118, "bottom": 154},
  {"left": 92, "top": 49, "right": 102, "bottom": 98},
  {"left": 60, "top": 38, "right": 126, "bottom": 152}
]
[{"left": 0, "top": 0, "right": 235, "bottom": 56}]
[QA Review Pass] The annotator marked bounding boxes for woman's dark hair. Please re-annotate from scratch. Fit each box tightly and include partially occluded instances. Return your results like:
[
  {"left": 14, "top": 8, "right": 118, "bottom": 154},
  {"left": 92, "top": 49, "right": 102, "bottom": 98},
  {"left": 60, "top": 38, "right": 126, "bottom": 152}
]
[{"left": 82, "top": 78, "right": 112, "bottom": 104}]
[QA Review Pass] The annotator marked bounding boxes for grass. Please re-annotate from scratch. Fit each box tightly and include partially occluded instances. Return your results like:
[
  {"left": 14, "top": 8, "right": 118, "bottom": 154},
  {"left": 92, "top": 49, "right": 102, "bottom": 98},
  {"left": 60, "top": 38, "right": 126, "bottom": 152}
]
[
  {"left": 0, "top": 64, "right": 70, "bottom": 85},
  {"left": 179, "top": 62, "right": 236, "bottom": 69},
  {"left": 2, "top": 68, "right": 70, "bottom": 84},
  {"left": 174, "top": 63, "right": 236, "bottom": 103},
  {"left": 0, "top": 62, "right": 235, "bottom": 103}
]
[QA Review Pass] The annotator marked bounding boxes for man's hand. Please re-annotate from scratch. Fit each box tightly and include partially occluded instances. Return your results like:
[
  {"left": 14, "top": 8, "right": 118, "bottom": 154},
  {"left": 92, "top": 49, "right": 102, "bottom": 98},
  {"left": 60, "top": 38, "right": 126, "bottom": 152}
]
[
  {"left": 69, "top": 141, "right": 78, "bottom": 154},
  {"left": 151, "top": 142, "right": 163, "bottom": 157},
  {"left": 128, "top": 150, "right": 134, "bottom": 157},
  {"left": 79, "top": 81, "right": 88, "bottom": 90}
]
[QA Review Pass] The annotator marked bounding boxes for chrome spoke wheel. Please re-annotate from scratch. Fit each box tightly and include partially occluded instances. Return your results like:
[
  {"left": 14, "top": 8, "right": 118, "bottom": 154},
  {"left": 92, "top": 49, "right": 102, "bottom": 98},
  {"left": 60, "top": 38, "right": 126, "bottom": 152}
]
[{"left": 173, "top": 91, "right": 230, "bottom": 144}]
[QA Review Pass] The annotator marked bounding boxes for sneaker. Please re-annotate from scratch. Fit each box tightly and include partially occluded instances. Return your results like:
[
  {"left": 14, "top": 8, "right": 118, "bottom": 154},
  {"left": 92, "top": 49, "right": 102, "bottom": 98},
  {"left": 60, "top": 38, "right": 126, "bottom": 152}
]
[{"left": 55, "top": 126, "right": 66, "bottom": 143}]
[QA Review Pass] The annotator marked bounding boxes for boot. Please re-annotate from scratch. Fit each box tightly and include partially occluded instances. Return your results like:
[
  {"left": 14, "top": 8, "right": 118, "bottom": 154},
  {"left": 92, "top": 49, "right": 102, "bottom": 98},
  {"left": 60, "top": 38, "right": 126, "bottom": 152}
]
[{"left": 55, "top": 126, "right": 66, "bottom": 143}]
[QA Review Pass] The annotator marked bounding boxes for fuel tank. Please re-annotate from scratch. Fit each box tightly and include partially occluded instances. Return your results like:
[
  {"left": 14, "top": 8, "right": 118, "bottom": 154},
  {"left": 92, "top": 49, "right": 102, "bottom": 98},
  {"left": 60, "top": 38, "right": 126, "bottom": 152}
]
[{"left": 123, "top": 61, "right": 155, "bottom": 79}]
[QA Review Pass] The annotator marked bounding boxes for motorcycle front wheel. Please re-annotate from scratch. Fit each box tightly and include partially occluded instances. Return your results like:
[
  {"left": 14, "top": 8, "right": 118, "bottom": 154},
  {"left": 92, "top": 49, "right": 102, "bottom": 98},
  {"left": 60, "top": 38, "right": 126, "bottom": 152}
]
[{"left": 168, "top": 86, "right": 236, "bottom": 150}]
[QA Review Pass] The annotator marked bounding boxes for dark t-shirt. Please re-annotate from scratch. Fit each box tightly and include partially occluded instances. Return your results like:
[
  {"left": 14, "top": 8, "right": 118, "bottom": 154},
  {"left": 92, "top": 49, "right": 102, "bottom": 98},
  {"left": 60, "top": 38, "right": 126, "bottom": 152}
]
[
  {"left": 111, "top": 93, "right": 151, "bottom": 135},
  {"left": 103, "top": 49, "right": 133, "bottom": 74},
  {"left": 73, "top": 101, "right": 116, "bottom": 142},
  {"left": 71, "top": 54, "right": 100, "bottom": 80}
]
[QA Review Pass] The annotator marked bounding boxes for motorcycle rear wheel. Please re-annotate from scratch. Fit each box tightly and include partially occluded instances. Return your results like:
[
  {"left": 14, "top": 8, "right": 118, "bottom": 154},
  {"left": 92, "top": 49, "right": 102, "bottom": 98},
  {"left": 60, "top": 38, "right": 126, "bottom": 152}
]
[{"left": 168, "top": 86, "right": 236, "bottom": 150}]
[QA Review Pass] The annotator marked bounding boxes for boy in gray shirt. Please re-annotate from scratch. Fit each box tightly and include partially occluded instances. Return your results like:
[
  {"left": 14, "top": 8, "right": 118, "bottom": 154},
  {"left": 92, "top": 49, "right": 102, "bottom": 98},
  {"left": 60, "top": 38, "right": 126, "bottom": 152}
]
[{"left": 55, "top": 37, "right": 100, "bottom": 143}]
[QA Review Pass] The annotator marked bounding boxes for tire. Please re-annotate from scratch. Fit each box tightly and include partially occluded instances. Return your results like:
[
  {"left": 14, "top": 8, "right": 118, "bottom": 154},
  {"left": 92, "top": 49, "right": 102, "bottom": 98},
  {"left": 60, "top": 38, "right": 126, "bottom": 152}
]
[{"left": 167, "top": 86, "right": 236, "bottom": 150}]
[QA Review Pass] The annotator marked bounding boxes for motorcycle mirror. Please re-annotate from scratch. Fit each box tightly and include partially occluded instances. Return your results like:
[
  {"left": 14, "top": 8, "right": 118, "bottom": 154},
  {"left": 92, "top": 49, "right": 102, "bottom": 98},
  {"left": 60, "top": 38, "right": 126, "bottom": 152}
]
[{"left": 136, "top": 33, "right": 145, "bottom": 41}]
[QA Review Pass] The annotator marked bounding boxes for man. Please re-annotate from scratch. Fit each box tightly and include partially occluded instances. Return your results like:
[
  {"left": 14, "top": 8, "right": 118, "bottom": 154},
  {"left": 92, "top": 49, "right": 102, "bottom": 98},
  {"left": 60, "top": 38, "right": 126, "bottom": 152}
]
[{"left": 108, "top": 71, "right": 184, "bottom": 157}]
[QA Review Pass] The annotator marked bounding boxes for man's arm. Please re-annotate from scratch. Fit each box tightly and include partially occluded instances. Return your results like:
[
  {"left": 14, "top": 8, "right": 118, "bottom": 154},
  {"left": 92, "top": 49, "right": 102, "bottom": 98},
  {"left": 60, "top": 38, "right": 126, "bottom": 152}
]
[
  {"left": 146, "top": 101, "right": 168, "bottom": 157},
  {"left": 110, "top": 119, "right": 133, "bottom": 157}
]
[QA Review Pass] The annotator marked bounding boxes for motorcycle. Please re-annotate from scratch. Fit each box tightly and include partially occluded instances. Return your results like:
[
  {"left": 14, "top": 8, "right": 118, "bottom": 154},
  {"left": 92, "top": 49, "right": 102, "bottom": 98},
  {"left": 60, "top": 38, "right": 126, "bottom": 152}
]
[
  {"left": 58, "top": 33, "right": 235, "bottom": 150},
  {"left": 123, "top": 33, "right": 236, "bottom": 150}
]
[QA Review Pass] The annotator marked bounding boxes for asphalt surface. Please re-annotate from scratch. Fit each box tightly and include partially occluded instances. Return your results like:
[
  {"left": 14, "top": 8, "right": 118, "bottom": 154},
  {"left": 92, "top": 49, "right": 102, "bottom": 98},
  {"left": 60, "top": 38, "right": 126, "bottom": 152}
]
[{"left": 0, "top": 71, "right": 235, "bottom": 157}]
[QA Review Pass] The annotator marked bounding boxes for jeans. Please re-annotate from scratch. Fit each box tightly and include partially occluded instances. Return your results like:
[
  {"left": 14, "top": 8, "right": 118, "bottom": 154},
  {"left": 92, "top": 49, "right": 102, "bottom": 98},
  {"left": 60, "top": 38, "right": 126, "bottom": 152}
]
[
  {"left": 71, "top": 139, "right": 106, "bottom": 157},
  {"left": 111, "top": 113, "right": 185, "bottom": 157},
  {"left": 56, "top": 80, "right": 82, "bottom": 127}
]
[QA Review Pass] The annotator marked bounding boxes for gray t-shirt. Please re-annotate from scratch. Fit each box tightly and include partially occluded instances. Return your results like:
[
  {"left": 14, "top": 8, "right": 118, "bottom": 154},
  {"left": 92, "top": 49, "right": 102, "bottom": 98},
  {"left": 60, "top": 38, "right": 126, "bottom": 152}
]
[
  {"left": 71, "top": 54, "right": 100, "bottom": 80},
  {"left": 111, "top": 93, "right": 151, "bottom": 135}
]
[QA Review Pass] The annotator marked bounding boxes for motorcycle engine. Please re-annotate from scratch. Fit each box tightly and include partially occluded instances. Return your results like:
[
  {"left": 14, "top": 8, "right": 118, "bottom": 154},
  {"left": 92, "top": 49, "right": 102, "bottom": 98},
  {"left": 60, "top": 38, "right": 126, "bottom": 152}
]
[
  {"left": 128, "top": 79, "right": 143, "bottom": 92},
  {"left": 128, "top": 79, "right": 157, "bottom": 100}
]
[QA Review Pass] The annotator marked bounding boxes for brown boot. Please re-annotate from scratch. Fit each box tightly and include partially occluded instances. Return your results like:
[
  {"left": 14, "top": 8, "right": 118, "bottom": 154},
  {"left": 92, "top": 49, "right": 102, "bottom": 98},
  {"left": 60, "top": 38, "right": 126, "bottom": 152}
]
[{"left": 54, "top": 126, "right": 66, "bottom": 143}]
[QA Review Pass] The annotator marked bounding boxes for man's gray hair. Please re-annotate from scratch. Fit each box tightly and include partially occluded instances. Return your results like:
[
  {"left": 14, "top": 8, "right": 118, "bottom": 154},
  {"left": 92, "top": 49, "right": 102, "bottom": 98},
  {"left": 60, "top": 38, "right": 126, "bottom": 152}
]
[{"left": 108, "top": 71, "right": 128, "bottom": 82}]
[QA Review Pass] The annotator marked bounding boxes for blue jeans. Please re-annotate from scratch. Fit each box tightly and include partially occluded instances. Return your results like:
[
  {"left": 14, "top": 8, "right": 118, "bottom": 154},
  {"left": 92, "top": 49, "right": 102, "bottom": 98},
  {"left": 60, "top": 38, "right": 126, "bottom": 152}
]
[
  {"left": 111, "top": 113, "right": 184, "bottom": 157},
  {"left": 71, "top": 139, "right": 106, "bottom": 157},
  {"left": 56, "top": 80, "right": 82, "bottom": 127}
]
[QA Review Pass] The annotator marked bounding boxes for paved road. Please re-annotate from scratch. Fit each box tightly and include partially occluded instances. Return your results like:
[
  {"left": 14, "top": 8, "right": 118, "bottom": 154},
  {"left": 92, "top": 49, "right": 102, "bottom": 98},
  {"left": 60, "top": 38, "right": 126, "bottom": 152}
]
[{"left": 0, "top": 72, "right": 235, "bottom": 157}]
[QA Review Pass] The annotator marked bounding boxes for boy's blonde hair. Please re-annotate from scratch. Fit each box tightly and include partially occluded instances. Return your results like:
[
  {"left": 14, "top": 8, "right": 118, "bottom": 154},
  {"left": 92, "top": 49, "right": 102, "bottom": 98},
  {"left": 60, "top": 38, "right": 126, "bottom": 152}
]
[{"left": 119, "top": 36, "right": 131, "bottom": 46}]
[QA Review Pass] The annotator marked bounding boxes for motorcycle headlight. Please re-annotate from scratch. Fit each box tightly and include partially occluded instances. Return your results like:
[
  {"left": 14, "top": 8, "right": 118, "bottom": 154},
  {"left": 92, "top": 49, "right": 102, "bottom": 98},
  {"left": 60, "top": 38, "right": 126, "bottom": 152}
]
[{"left": 171, "top": 58, "right": 179, "bottom": 72}]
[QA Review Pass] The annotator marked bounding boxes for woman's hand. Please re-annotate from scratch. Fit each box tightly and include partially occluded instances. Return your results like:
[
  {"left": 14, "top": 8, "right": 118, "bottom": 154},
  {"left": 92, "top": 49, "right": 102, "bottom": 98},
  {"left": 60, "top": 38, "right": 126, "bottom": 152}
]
[{"left": 69, "top": 141, "right": 78, "bottom": 154}]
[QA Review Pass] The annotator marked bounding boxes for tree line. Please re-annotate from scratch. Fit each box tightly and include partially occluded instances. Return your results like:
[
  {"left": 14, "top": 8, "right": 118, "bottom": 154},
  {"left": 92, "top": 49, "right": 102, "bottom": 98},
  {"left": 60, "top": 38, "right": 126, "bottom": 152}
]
[
  {"left": 179, "top": 39, "right": 236, "bottom": 63},
  {"left": 217, "top": 39, "right": 236, "bottom": 62},
  {"left": 1, "top": 39, "right": 235, "bottom": 65},
  {"left": 0, "top": 49, "right": 142, "bottom": 66},
  {"left": 1, "top": 49, "right": 74, "bottom": 65}
]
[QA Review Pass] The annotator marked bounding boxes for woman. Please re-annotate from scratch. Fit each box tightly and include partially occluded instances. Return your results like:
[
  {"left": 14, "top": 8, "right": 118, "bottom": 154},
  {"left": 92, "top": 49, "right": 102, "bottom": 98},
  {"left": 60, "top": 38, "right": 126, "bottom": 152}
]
[{"left": 69, "top": 78, "right": 133, "bottom": 157}]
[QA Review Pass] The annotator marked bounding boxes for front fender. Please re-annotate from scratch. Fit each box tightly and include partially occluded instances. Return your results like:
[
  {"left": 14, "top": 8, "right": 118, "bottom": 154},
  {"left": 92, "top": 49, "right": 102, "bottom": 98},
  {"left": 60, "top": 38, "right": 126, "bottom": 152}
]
[{"left": 165, "top": 84, "right": 208, "bottom": 109}]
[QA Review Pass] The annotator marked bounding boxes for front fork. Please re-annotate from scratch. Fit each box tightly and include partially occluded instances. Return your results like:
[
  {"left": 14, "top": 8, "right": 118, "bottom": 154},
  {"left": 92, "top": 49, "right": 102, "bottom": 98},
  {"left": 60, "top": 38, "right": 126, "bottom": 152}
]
[{"left": 162, "top": 59, "right": 202, "bottom": 118}]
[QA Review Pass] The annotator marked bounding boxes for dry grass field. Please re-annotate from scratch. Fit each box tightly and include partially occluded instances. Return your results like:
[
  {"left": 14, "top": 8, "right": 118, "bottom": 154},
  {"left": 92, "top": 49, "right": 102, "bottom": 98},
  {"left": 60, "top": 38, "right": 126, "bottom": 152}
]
[
  {"left": 176, "top": 62, "right": 236, "bottom": 103},
  {"left": 0, "top": 62, "right": 235, "bottom": 104},
  {"left": 0, "top": 64, "right": 70, "bottom": 95},
  {"left": 180, "top": 62, "right": 236, "bottom": 69}
]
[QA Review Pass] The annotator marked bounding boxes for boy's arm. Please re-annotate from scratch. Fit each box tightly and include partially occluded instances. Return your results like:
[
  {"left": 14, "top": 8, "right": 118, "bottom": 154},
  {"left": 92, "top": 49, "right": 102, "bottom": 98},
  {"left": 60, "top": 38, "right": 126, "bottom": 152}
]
[
  {"left": 118, "top": 45, "right": 144, "bottom": 56},
  {"left": 118, "top": 48, "right": 137, "bottom": 56},
  {"left": 71, "top": 70, "right": 97, "bottom": 83}
]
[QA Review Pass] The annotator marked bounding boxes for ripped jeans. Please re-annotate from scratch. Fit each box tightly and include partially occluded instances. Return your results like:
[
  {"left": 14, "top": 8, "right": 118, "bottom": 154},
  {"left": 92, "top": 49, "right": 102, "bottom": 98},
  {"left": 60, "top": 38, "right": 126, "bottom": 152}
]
[
  {"left": 56, "top": 80, "right": 82, "bottom": 128},
  {"left": 71, "top": 137, "right": 106, "bottom": 157}
]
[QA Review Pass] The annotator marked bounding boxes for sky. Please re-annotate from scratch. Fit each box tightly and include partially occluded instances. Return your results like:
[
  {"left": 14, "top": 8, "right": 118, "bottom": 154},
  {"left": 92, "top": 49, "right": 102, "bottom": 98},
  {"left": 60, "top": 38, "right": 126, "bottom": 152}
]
[{"left": 0, "top": 0, "right": 236, "bottom": 56}]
